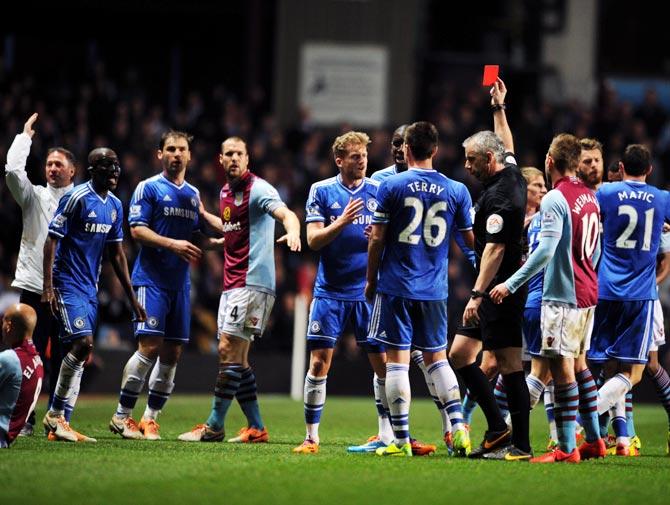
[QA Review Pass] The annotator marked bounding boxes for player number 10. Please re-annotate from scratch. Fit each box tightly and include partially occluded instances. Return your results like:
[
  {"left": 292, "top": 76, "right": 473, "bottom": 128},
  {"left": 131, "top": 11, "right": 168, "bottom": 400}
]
[
  {"left": 580, "top": 212, "right": 599, "bottom": 260},
  {"left": 398, "top": 197, "right": 448, "bottom": 247}
]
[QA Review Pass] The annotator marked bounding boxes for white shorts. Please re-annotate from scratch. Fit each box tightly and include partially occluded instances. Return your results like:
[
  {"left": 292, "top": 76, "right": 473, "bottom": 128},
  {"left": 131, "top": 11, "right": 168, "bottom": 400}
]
[
  {"left": 650, "top": 299, "right": 666, "bottom": 352},
  {"left": 217, "top": 287, "right": 275, "bottom": 341},
  {"left": 540, "top": 303, "right": 595, "bottom": 358}
]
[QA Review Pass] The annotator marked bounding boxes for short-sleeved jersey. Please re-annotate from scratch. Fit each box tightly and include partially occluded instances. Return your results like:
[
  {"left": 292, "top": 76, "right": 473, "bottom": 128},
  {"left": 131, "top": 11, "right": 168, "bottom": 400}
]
[
  {"left": 0, "top": 349, "right": 21, "bottom": 438},
  {"left": 49, "top": 182, "right": 123, "bottom": 295},
  {"left": 538, "top": 177, "right": 600, "bottom": 307},
  {"left": 597, "top": 180, "right": 670, "bottom": 301},
  {"left": 373, "top": 168, "right": 473, "bottom": 300},
  {"left": 219, "top": 171, "right": 286, "bottom": 294},
  {"left": 7, "top": 340, "right": 42, "bottom": 443},
  {"left": 370, "top": 164, "right": 398, "bottom": 183},
  {"left": 305, "top": 175, "right": 379, "bottom": 300},
  {"left": 525, "top": 212, "right": 543, "bottom": 309},
  {"left": 129, "top": 174, "right": 201, "bottom": 290},
  {"left": 473, "top": 154, "right": 527, "bottom": 288}
]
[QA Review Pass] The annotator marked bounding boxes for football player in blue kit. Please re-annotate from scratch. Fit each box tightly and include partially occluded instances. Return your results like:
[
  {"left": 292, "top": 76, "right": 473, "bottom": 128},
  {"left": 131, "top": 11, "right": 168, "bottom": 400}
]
[
  {"left": 589, "top": 144, "right": 670, "bottom": 455},
  {"left": 366, "top": 121, "right": 473, "bottom": 457},
  {"left": 109, "top": 131, "right": 221, "bottom": 440},
  {"left": 42, "top": 148, "right": 146, "bottom": 442}
]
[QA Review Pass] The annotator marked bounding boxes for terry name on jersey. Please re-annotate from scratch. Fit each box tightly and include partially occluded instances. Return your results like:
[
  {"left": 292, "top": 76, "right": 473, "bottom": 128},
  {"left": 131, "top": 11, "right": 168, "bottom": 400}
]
[{"left": 406, "top": 181, "right": 445, "bottom": 195}]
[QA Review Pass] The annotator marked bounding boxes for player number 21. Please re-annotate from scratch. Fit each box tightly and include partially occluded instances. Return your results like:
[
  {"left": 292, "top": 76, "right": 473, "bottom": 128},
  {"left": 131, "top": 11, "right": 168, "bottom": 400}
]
[
  {"left": 616, "top": 205, "right": 654, "bottom": 251},
  {"left": 398, "top": 197, "right": 448, "bottom": 247}
]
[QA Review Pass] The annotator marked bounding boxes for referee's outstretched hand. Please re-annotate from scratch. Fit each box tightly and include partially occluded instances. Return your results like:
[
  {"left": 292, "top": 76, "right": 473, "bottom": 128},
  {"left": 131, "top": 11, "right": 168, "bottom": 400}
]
[{"left": 489, "top": 283, "right": 510, "bottom": 304}]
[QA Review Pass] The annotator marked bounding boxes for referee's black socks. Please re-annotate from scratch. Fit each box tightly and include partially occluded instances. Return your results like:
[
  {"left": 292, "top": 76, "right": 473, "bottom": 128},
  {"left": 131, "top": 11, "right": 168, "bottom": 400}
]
[
  {"left": 456, "top": 363, "right": 507, "bottom": 433},
  {"left": 502, "top": 370, "right": 531, "bottom": 454}
]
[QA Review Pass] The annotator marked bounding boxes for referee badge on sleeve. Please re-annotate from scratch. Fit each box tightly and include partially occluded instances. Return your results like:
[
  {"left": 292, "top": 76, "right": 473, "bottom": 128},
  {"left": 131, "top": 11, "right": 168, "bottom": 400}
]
[{"left": 486, "top": 214, "right": 504, "bottom": 234}]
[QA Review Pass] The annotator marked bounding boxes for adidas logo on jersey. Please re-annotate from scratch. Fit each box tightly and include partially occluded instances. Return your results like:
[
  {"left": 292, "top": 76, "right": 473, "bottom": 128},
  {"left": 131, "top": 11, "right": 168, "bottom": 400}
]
[
  {"left": 330, "top": 202, "right": 341, "bottom": 209},
  {"left": 88, "top": 210, "right": 97, "bottom": 218},
  {"left": 163, "top": 194, "right": 172, "bottom": 201}
]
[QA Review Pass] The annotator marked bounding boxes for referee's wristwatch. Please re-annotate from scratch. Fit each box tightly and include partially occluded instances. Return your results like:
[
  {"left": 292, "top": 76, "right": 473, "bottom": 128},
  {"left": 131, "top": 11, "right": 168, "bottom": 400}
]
[{"left": 470, "top": 289, "right": 487, "bottom": 299}]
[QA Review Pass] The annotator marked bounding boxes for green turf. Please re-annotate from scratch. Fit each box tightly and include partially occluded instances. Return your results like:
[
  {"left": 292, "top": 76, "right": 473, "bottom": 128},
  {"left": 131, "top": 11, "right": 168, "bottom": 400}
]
[{"left": 1, "top": 395, "right": 669, "bottom": 505}]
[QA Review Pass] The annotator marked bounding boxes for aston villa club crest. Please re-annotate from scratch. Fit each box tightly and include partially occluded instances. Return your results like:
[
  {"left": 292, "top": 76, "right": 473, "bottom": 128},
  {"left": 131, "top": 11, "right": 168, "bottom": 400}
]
[{"left": 234, "top": 192, "right": 244, "bottom": 206}]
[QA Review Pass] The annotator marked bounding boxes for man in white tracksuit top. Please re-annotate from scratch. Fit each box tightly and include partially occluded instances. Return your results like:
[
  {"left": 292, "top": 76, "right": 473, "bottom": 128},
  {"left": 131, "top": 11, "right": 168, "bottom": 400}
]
[{"left": 4, "top": 113, "right": 76, "bottom": 434}]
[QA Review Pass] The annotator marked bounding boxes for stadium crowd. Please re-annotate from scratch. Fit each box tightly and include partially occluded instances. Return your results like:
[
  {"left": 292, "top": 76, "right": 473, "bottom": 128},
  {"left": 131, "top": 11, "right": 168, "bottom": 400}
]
[{"left": 1, "top": 61, "right": 670, "bottom": 359}]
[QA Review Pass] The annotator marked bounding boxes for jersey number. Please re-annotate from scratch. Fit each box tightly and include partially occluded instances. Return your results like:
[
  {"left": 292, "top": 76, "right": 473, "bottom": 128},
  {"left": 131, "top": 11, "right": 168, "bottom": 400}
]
[
  {"left": 230, "top": 306, "right": 239, "bottom": 320},
  {"left": 398, "top": 197, "right": 448, "bottom": 247},
  {"left": 616, "top": 205, "right": 654, "bottom": 251},
  {"left": 580, "top": 212, "right": 599, "bottom": 260}
]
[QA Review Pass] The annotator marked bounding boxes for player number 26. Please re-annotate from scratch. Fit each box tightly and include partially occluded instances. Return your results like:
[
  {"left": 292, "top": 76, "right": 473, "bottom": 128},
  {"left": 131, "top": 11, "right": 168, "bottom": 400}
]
[{"left": 398, "top": 197, "right": 448, "bottom": 247}]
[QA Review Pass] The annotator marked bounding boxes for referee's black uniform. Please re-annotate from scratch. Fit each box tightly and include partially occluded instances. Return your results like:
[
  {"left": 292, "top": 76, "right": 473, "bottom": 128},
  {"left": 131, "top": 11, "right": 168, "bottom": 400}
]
[
  {"left": 472, "top": 151, "right": 527, "bottom": 347},
  {"left": 470, "top": 151, "right": 531, "bottom": 456}
]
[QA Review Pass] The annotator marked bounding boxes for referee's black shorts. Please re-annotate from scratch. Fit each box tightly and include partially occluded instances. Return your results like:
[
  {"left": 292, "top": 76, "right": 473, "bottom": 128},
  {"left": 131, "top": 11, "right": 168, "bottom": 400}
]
[{"left": 456, "top": 289, "right": 526, "bottom": 350}]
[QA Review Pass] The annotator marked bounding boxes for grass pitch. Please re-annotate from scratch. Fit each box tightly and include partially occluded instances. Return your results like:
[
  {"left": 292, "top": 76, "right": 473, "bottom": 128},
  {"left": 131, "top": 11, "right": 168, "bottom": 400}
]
[{"left": 1, "top": 395, "right": 669, "bottom": 505}]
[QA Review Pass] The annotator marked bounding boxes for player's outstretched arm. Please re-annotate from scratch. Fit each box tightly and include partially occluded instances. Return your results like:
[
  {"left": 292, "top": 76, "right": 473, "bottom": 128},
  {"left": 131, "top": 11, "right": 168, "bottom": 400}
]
[
  {"left": 131, "top": 225, "right": 202, "bottom": 263},
  {"left": 306, "top": 197, "right": 365, "bottom": 251},
  {"left": 273, "top": 206, "right": 301, "bottom": 252},
  {"left": 198, "top": 199, "right": 224, "bottom": 235},
  {"left": 106, "top": 242, "right": 146, "bottom": 322},
  {"left": 364, "top": 223, "right": 387, "bottom": 301},
  {"left": 491, "top": 78, "right": 513, "bottom": 154},
  {"left": 41, "top": 236, "right": 59, "bottom": 316}
]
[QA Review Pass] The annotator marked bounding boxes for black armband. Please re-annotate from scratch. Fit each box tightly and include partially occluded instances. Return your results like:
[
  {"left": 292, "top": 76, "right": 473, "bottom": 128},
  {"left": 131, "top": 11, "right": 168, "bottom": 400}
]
[{"left": 491, "top": 103, "right": 506, "bottom": 112}]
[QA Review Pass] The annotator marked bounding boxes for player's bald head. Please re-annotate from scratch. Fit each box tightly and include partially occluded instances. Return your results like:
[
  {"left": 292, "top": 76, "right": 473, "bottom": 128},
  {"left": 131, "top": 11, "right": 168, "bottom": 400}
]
[{"left": 2, "top": 303, "right": 37, "bottom": 347}]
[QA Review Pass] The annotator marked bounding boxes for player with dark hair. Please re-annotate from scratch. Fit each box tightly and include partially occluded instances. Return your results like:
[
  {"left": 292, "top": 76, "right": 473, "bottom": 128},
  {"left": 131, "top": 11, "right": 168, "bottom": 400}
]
[
  {"left": 179, "top": 136, "right": 300, "bottom": 443},
  {"left": 110, "top": 130, "right": 221, "bottom": 440},
  {"left": 0, "top": 303, "right": 43, "bottom": 448},
  {"left": 366, "top": 121, "right": 473, "bottom": 457},
  {"left": 4, "top": 113, "right": 75, "bottom": 435},
  {"left": 588, "top": 144, "right": 670, "bottom": 456},
  {"left": 42, "top": 147, "right": 146, "bottom": 442}
]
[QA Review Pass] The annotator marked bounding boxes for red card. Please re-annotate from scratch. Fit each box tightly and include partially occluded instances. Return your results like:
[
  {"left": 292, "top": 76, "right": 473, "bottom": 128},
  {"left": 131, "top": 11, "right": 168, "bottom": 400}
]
[{"left": 482, "top": 65, "right": 499, "bottom": 86}]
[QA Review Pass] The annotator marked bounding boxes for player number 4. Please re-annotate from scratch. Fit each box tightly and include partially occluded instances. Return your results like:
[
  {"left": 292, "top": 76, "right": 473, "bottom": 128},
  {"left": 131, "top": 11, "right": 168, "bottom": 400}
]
[{"left": 398, "top": 197, "right": 448, "bottom": 247}]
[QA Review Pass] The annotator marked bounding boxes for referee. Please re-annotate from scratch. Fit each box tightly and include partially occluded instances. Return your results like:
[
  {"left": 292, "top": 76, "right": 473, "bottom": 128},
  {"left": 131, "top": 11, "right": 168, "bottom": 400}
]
[{"left": 449, "top": 79, "right": 531, "bottom": 460}]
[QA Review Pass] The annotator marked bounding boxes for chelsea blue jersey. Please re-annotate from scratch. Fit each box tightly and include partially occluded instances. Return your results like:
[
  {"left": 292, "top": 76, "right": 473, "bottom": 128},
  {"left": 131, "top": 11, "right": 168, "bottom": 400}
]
[
  {"left": 129, "top": 174, "right": 202, "bottom": 290},
  {"left": 373, "top": 168, "right": 472, "bottom": 300},
  {"left": 525, "top": 212, "right": 543, "bottom": 309},
  {"left": 48, "top": 182, "right": 124, "bottom": 295},
  {"left": 597, "top": 180, "right": 670, "bottom": 300},
  {"left": 306, "top": 175, "right": 379, "bottom": 301}
]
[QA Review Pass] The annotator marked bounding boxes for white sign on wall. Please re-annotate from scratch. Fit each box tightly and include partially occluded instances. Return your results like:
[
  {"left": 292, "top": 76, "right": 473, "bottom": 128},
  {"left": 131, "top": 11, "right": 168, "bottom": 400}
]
[{"left": 299, "top": 43, "right": 388, "bottom": 127}]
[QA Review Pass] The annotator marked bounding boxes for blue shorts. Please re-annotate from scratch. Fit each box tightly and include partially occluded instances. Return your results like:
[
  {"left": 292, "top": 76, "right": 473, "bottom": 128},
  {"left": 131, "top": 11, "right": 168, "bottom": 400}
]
[
  {"left": 134, "top": 285, "right": 191, "bottom": 342},
  {"left": 307, "top": 297, "right": 384, "bottom": 353},
  {"left": 523, "top": 306, "right": 542, "bottom": 357},
  {"left": 588, "top": 299, "right": 654, "bottom": 364},
  {"left": 54, "top": 286, "right": 98, "bottom": 342},
  {"left": 368, "top": 293, "right": 448, "bottom": 352}
]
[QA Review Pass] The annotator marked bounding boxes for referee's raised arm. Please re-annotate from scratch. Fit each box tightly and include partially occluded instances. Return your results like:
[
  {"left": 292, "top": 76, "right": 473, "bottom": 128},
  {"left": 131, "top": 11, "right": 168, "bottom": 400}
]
[{"left": 491, "top": 78, "right": 513, "bottom": 154}]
